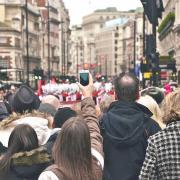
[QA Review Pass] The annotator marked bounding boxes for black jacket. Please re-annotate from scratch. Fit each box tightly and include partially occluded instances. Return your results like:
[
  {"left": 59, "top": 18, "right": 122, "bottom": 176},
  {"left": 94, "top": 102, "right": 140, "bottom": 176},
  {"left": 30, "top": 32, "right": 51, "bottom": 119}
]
[
  {"left": 0, "top": 147, "right": 51, "bottom": 180},
  {"left": 0, "top": 101, "right": 9, "bottom": 121},
  {"left": 101, "top": 100, "right": 161, "bottom": 180}
]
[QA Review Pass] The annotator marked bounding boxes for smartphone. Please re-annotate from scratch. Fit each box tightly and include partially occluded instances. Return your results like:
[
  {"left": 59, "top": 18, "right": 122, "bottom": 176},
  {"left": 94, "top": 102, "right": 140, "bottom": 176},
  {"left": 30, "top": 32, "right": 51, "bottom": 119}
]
[{"left": 79, "top": 70, "right": 89, "bottom": 86}]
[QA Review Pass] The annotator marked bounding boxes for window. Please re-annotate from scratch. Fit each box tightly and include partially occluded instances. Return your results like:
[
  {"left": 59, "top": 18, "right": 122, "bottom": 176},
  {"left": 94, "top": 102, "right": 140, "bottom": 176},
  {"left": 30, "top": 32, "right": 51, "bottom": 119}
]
[
  {"left": 114, "top": 47, "right": 118, "bottom": 51},
  {"left": 115, "top": 67, "right": 117, "bottom": 73},
  {"left": 15, "top": 38, "right": 20, "bottom": 48},
  {"left": 100, "top": 16, "right": 103, "bottom": 20},
  {"left": 115, "top": 60, "right": 117, "bottom": 65},
  {"left": 114, "top": 33, "right": 119, "bottom": 37},
  {"left": 0, "top": 37, "right": 8, "bottom": 44},
  {"left": 114, "top": 40, "right": 118, "bottom": 44},
  {"left": 0, "top": 57, "right": 9, "bottom": 68}
]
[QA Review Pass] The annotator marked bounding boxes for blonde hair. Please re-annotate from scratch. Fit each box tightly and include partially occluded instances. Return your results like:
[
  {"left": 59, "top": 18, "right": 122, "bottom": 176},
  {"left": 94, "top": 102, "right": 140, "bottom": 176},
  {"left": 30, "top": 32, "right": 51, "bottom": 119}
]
[
  {"left": 162, "top": 88, "right": 180, "bottom": 124},
  {"left": 99, "top": 95, "right": 114, "bottom": 113},
  {"left": 138, "top": 95, "right": 165, "bottom": 129}
]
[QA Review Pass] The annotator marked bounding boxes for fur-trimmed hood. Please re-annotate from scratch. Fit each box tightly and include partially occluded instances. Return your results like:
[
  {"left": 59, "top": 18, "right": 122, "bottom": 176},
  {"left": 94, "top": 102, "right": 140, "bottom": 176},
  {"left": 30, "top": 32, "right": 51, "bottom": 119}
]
[
  {"left": 0, "top": 111, "right": 52, "bottom": 147},
  {"left": 1, "top": 146, "right": 52, "bottom": 180},
  {"left": 12, "top": 146, "right": 51, "bottom": 166}
]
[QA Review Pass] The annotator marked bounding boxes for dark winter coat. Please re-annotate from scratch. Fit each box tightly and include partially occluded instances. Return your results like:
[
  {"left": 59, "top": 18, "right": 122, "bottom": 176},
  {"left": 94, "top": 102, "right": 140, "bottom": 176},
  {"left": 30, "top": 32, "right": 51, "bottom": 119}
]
[
  {"left": 0, "top": 146, "right": 52, "bottom": 180},
  {"left": 0, "top": 101, "right": 9, "bottom": 121},
  {"left": 101, "top": 100, "right": 161, "bottom": 180}
]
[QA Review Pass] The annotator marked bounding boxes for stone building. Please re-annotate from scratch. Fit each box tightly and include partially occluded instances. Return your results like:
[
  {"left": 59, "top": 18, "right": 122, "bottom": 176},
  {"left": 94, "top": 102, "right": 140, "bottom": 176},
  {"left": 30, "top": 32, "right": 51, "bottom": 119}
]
[
  {"left": 0, "top": 0, "right": 70, "bottom": 82},
  {"left": 157, "top": 0, "right": 180, "bottom": 81},
  {"left": 82, "top": 7, "right": 135, "bottom": 74},
  {"left": 95, "top": 9, "right": 143, "bottom": 76},
  {"left": 0, "top": 0, "right": 41, "bottom": 82},
  {"left": 69, "top": 25, "right": 84, "bottom": 76}
]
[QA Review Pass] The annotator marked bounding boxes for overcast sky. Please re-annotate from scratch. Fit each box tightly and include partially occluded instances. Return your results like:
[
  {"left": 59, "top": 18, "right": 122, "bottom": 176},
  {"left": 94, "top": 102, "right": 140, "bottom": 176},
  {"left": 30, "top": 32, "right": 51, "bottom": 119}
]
[{"left": 64, "top": 0, "right": 142, "bottom": 25}]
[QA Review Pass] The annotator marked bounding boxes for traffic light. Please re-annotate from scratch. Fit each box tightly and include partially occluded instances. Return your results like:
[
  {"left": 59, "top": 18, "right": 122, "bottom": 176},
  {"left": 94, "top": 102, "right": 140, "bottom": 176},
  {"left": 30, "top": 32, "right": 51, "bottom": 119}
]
[
  {"left": 140, "top": 59, "right": 149, "bottom": 73},
  {"left": 33, "top": 69, "right": 44, "bottom": 80},
  {"left": 148, "top": 52, "right": 159, "bottom": 71},
  {"left": 167, "top": 60, "right": 176, "bottom": 73}
]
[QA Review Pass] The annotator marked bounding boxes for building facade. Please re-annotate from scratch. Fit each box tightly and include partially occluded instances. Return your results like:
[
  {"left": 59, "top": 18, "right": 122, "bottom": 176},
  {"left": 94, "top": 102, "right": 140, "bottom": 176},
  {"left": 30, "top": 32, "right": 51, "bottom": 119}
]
[
  {"left": 95, "top": 10, "right": 143, "bottom": 76},
  {"left": 0, "top": 0, "right": 41, "bottom": 82},
  {"left": 69, "top": 25, "right": 84, "bottom": 76},
  {"left": 0, "top": 0, "right": 70, "bottom": 82},
  {"left": 82, "top": 8, "right": 136, "bottom": 73},
  {"left": 157, "top": 0, "right": 180, "bottom": 81}
]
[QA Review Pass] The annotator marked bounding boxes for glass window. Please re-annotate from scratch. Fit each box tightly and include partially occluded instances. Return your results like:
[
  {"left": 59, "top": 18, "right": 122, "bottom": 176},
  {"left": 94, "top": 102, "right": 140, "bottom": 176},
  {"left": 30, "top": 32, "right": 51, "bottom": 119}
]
[{"left": 0, "top": 57, "right": 9, "bottom": 68}]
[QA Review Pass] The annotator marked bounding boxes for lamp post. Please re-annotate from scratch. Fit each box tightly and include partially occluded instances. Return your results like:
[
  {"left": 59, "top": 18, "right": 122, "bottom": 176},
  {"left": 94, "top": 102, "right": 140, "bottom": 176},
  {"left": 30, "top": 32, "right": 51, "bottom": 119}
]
[
  {"left": 133, "top": 20, "right": 136, "bottom": 71},
  {"left": 47, "top": 0, "right": 51, "bottom": 81},
  {"left": 60, "top": 21, "right": 64, "bottom": 75},
  {"left": 25, "top": 0, "right": 29, "bottom": 85},
  {"left": 76, "top": 43, "right": 79, "bottom": 77}
]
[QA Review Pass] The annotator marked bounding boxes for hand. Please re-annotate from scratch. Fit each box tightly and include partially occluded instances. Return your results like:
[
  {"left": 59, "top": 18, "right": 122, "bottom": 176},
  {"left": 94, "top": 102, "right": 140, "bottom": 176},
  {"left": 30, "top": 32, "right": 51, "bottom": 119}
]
[{"left": 77, "top": 73, "right": 94, "bottom": 98}]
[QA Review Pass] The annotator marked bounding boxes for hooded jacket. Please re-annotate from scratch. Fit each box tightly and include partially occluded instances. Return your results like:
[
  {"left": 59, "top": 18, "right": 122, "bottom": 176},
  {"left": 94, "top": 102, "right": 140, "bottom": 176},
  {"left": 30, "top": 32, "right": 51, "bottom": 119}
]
[
  {"left": 0, "top": 111, "right": 52, "bottom": 148},
  {"left": 101, "top": 100, "right": 161, "bottom": 180},
  {"left": 0, "top": 146, "right": 51, "bottom": 180}
]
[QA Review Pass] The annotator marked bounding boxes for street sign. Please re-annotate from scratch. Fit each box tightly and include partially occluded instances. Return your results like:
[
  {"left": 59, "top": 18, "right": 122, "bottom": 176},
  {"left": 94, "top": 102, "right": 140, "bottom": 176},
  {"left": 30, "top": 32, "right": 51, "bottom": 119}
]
[{"left": 144, "top": 72, "right": 152, "bottom": 79}]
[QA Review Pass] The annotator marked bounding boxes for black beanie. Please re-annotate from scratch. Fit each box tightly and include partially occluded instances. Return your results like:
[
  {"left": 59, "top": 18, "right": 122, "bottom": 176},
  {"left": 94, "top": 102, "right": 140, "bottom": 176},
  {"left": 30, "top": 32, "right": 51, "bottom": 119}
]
[{"left": 54, "top": 107, "right": 77, "bottom": 128}]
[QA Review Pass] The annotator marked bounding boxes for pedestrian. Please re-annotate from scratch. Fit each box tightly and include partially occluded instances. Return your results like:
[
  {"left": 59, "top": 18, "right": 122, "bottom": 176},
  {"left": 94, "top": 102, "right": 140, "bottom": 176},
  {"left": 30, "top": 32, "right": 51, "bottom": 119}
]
[
  {"left": 138, "top": 95, "right": 165, "bottom": 129},
  {"left": 39, "top": 73, "right": 104, "bottom": 180},
  {"left": 0, "top": 85, "right": 52, "bottom": 149},
  {"left": 139, "top": 89, "right": 180, "bottom": 179},
  {"left": 45, "top": 107, "right": 77, "bottom": 154},
  {"left": 101, "top": 72, "right": 161, "bottom": 180},
  {"left": 0, "top": 124, "right": 51, "bottom": 180}
]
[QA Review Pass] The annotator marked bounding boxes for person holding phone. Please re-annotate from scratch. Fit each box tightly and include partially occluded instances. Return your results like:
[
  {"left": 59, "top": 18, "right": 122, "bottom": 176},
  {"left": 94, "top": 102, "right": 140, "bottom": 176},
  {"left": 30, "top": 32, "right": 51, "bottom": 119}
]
[
  {"left": 39, "top": 73, "right": 104, "bottom": 180},
  {"left": 79, "top": 70, "right": 89, "bottom": 86}
]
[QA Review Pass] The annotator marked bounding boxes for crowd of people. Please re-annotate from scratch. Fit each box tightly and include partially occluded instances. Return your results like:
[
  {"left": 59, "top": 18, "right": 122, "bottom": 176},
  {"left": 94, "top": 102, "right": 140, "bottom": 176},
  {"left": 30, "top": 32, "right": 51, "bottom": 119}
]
[{"left": 0, "top": 72, "right": 179, "bottom": 180}]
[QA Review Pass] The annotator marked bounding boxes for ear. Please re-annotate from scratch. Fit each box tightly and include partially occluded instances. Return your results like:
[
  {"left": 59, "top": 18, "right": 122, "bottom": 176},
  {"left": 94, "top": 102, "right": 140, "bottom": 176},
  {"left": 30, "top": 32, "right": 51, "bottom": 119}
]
[
  {"left": 136, "top": 91, "right": 140, "bottom": 100},
  {"left": 114, "top": 92, "right": 118, "bottom": 100}
]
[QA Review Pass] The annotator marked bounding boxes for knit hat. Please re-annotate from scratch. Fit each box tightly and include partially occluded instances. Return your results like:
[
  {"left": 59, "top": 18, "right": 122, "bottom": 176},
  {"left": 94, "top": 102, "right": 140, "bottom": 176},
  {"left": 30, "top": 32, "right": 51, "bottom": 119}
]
[
  {"left": 141, "top": 87, "right": 164, "bottom": 104},
  {"left": 12, "top": 85, "right": 40, "bottom": 113},
  {"left": 38, "top": 103, "right": 57, "bottom": 117},
  {"left": 54, "top": 107, "right": 77, "bottom": 128}
]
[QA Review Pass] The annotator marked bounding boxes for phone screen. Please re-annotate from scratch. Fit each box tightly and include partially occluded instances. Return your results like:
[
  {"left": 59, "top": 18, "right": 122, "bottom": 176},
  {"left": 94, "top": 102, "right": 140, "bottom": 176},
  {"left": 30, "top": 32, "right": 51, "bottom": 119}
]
[{"left": 80, "top": 72, "right": 89, "bottom": 86}]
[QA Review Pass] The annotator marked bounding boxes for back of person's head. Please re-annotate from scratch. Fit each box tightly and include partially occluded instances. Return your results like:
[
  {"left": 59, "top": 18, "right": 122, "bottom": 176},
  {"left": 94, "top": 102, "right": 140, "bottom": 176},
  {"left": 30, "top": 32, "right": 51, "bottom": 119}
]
[
  {"left": 41, "top": 95, "right": 60, "bottom": 110},
  {"left": 137, "top": 95, "right": 165, "bottom": 129},
  {"left": 141, "top": 87, "right": 164, "bottom": 105},
  {"left": 12, "top": 85, "right": 40, "bottom": 114},
  {"left": 38, "top": 103, "right": 57, "bottom": 117},
  {"left": 114, "top": 72, "right": 139, "bottom": 101},
  {"left": 99, "top": 94, "right": 114, "bottom": 113},
  {"left": 0, "top": 124, "right": 38, "bottom": 172},
  {"left": 162, "top": 89, "right": 180, "bottom": 124},
  {"left": 53, "top": 107, "right": 77, "bottom": 128},
  {"left": 53, "top": 116, "right": 96, "bottom": 180}
]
